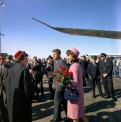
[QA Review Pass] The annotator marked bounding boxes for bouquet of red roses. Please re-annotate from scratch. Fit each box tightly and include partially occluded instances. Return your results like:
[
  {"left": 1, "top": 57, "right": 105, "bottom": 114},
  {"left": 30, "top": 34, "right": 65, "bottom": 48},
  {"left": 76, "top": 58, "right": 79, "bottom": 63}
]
[{"left": 50, "top": 66, "right": 73, "bottom": 86}]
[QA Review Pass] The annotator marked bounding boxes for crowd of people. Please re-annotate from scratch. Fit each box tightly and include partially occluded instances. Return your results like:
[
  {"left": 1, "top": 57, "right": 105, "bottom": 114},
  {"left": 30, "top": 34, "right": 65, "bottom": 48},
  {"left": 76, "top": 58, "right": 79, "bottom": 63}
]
[{"left": 0, "top": 48, "right": 121, "bottom": 122}]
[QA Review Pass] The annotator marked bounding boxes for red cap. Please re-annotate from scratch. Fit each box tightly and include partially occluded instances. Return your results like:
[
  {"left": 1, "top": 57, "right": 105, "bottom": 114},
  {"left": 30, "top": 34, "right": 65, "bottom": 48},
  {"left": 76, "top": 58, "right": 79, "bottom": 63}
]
[{"left": 14, "top": 50, "right": 22, "bottom": 58}]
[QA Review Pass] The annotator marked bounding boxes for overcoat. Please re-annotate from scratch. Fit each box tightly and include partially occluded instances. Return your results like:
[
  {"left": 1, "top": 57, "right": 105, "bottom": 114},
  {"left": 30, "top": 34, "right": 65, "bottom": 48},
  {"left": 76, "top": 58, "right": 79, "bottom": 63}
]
[{"left": 5, "top": 63, "right": 33, "bottom": 122}]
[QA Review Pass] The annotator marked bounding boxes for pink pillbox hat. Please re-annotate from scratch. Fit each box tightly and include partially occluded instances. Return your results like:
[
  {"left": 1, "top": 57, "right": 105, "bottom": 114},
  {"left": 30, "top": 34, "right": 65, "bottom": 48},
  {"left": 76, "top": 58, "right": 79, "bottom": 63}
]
[{"left": 70, "top": 48, "right": 80, "bottom": 57}]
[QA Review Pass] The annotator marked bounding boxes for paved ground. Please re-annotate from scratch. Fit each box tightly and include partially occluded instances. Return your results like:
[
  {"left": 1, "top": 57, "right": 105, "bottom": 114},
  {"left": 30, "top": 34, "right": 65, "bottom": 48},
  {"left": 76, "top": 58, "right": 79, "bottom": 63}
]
[{"left": 32, "top": 76, "right": 121, "bottom": 122}]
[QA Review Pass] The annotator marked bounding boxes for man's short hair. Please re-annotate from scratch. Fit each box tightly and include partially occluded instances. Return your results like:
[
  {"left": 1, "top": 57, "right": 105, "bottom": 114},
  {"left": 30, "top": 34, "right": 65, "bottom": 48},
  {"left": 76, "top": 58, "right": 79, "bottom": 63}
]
[
  {"left": 100, "top": 53, "right": 107, "bottom": 57},
  {"left": 91, "top": 56, "right": 97, "bottom": 60},
  {"left": 0, "top": 53, "right": 4, "bottom": 57},
  {"left": 52, "top": 49, "right": 61, "bottom": 55},
  {"left": 6, "top": 55, "right": 13, "bottom": 60}
]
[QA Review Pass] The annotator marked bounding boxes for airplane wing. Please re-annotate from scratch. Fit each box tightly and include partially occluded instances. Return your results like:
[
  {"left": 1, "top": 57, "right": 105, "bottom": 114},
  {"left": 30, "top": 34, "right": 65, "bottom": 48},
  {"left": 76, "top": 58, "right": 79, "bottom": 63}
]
[{"left": 32, "top": 17, "right": 121, "bottom": 39}]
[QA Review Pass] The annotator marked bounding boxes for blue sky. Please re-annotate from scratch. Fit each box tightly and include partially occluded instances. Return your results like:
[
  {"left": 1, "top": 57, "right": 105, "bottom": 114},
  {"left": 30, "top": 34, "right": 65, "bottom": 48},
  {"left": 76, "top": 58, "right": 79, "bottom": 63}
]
[{"left": 1, "top": 0, "right": 121, "bottom": 58}]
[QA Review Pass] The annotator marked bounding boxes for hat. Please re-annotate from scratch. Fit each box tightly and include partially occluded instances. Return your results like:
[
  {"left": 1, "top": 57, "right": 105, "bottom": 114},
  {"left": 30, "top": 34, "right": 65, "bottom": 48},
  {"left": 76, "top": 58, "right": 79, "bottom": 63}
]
[
  {"left": 33, "top": 56, "right": 37, "bottom": 59},
  {"left": 14, "top": 50, "right": 22, "bottom": 58},
  {"left": 47, "top": 55, "right": 53, "bottom": 59},
  {"left": 91, "top": 56, "right": 97, "bottom": 59},
  {"left": 100, "top": 53, "right": 107, "bottom": 57},
  {"left": 69, "top": 48, "right": 80, "bottom": 57}
]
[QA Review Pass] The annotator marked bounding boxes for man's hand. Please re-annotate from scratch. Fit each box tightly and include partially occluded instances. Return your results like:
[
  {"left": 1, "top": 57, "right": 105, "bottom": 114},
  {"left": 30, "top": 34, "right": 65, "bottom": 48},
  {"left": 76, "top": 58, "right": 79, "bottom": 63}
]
[
  {"left": 103, "top": 73, "right": 108, "bottom": 78},
  {"left": 52, "top": 85, "right": 56, "bottom": 89}
]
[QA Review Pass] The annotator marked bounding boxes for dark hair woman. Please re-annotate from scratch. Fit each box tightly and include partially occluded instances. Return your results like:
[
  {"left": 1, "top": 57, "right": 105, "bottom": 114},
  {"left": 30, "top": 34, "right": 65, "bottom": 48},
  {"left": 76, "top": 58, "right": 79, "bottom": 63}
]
[{"left": 66, "top": 48, "right": 88, "bottom": 122}]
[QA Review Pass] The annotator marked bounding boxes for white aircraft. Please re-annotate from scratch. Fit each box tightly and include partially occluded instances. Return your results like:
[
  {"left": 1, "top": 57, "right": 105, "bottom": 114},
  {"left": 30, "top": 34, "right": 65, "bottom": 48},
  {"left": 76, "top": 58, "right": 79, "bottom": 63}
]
[
  {"left": 32, "top": 17, "right": 121, "bottom": 40},
  {"left": 86, "top": 53, "right": 121, "bottom": 58}
]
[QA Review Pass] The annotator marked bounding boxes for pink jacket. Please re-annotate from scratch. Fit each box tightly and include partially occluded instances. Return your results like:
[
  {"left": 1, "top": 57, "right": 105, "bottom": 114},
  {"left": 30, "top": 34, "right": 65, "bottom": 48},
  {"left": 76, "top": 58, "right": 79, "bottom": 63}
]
[{"left": 67, "top": 62, "right": 85, "bottom": 119}]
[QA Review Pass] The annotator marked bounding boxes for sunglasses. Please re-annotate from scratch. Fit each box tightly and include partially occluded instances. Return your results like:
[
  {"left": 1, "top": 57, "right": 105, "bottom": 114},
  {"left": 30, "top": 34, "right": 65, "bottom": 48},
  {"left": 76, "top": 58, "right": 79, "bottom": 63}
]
[{"left": 0, "top": 58, "right": 4, "bottom": 60}]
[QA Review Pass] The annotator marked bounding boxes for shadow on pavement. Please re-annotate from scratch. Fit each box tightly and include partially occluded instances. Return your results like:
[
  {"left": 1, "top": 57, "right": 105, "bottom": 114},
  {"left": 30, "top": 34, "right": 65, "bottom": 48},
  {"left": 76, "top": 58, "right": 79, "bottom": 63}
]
[
  {"left": 84, "top": 100, "right": 121, "bottom": 122},
  {"left": 85, "top": 100, "right": 116, "bottom": 113},
  {"left": 32, "top": 80, "right": 54, "bottom": 121},
  {"left": 84, "top": 87, "right": 92, "bottom": 93},
  {"left": 32, "top": 100, "right": 54, "bottom": 121},
  {"left": 114, "top": 89, "right": 121, "bottom": 99}
]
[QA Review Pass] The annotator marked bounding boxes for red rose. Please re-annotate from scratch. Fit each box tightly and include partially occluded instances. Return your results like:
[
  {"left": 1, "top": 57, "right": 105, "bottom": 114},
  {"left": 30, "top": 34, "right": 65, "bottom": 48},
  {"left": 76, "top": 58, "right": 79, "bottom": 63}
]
[
  {"left": 52, "top": 66, "right": 72, "bottom": 86},
  {"left": 61, "top": 73, "right": 66, "bottom": 77},
  {"left": 56, "top": 78, "right": 60, "bottom": 83},
  {"left": 50, "top": 72, "right": 53, "bottom": 77},
  {"left": 69, "top": 71, "right": 73, "bottom": 77},
  {"left": 59, "top": 66, "right": 63, "bottom": 69}
]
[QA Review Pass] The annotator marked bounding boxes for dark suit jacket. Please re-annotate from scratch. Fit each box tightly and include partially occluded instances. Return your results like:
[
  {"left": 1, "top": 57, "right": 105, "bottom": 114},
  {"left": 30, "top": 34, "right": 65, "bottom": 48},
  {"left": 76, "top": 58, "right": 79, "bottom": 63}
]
[
  {"left": 31, "top": 62, "right": 43, "bottom": 82},
  {"left": 0, "top": 62, "right": 14, "bottom": 103},
  {"left": 87, "top": 62, "right": 100, "bottom": 79},
  {"left": 46, "top": 61, "right": 54, "bottom": 76},
  {"left": 53, "top": 58, "right": 68, "bottom": 91},
  {"left": 4, "top": 61, "right": 14, "bottom": 69},
  {"left": 99, "top": 58, "right": 113, "bottom": 77},
  {"left": 79, "top": 60, "right": 89, "bottom": 75}
]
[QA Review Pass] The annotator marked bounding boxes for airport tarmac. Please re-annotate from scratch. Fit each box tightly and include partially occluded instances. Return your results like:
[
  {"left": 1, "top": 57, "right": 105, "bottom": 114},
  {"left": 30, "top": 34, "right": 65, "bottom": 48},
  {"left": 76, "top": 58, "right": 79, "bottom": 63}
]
[{"left": 32, "top": 76, "right": 121, "bottom": 122}]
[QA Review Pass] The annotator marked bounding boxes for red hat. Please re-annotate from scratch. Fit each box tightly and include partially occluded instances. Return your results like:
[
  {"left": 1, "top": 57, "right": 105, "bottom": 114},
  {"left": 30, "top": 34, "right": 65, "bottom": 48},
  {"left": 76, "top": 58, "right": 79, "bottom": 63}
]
[
  {"left": 14, "top": 50, "right": 23, "bottom": 58},
  {"left": 70, "top": 48, "right": 80, "bottom": 57}
]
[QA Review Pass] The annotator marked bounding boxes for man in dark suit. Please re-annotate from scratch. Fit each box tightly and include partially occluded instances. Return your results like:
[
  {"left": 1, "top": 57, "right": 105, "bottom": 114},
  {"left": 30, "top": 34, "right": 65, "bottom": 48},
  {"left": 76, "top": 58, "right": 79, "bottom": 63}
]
[
  {"left": 4, "top": 55, "right": 14, "bottom": 69},
  {"left": 50, "top": 49, "right": 69, "bottom": 122},
  {"left": 87, "top": 56, "right": 103, "bottom": 98},
  {"left": 99, "top": 53, "right": 117, "bottom": 101},
  {"left": 31, "top": 56, "right": 44, "bottom": 101},
  {"left": 79, "top": 56, "right": 89, "bottom": 87},
  {"left": 46, "top": 55, "right": 55, "bottom": 100},
  {"left": 0, "top": 54, "right": 9, "bottom": 122}
]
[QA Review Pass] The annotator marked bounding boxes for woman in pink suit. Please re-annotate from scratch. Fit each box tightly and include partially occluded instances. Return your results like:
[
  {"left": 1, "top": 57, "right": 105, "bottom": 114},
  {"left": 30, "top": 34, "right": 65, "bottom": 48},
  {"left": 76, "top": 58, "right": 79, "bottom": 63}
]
[{"left": 66, "top": 48, "right": 88, "bottom": 122}]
